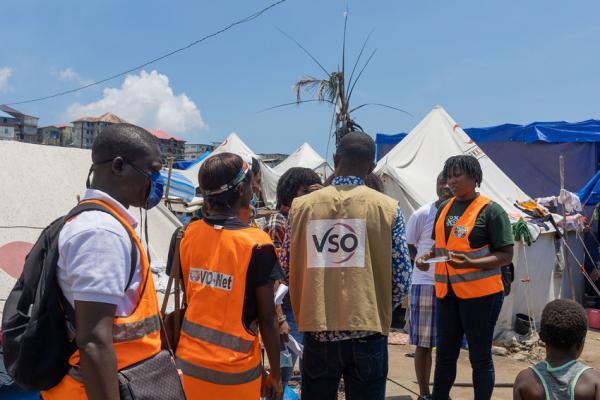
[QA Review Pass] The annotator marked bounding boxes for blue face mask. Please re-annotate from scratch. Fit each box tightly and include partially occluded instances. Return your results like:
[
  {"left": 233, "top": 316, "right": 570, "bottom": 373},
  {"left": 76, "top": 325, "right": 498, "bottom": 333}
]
[
  {"left": 129, "top": 163, "right": 165, "bottom": 210},
  {"left": 250, "top": 193, "right": 258, "bottom": 219}
]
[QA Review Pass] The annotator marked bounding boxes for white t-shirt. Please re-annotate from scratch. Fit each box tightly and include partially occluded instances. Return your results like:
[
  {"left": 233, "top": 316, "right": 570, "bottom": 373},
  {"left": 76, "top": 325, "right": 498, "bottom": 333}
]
[
  {"left": 405, "top": 202, "right": 438, "bottom": 285},
  {"left": 57, "top": 189, "right": 142, "bottom": 317}
]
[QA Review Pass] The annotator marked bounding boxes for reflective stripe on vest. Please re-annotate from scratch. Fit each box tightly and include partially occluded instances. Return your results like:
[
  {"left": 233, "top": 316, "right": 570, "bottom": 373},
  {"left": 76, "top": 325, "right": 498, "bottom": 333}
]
[
  {"left": 181, "top": 318, "right": 254, "bottom": 353},
  {"left": 176, "top": 357, "right": 262, "bottom": 385},
  {"left": 433, "top": 195, "right": 504, "bottom": 299},
  {"left": 113, "top": 314, "right": 161, "bottom": 343},
  {"left": 435, "top": 267, "right": 501, "bottom": 284},
  {"left": 434, "top": 245, "right": 491, "bottom": 260}
]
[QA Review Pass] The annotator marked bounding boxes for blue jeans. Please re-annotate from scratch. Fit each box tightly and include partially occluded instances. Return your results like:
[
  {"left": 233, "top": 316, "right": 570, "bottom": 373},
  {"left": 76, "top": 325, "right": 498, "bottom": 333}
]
[
  {"left": 432, "top": 291, "right": 504, "bottom": 400},
  {"left": 301, "top": 333, "right": 388, "bottom": 400},
  {"left": 281, "top": 300, "right": 303, "bottom": 386}
]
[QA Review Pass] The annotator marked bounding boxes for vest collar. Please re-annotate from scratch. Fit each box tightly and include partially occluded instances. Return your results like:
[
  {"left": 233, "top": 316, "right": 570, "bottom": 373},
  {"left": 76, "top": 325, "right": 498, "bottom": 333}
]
[{"left": 83, "top": 188, "right": 138, "bottom": 229}]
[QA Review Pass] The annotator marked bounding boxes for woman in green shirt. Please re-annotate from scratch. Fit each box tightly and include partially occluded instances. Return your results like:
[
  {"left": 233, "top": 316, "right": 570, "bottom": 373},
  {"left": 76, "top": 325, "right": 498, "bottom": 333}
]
[{"left": 417, "top": 155, "right": 514, "bottom": 400}]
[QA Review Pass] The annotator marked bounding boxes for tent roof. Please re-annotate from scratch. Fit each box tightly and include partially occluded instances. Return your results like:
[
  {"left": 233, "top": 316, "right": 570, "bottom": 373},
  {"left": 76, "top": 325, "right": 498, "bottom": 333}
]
[
  {"left": 464, "top": 119, "right": 600, "bottom": 144},
  {"left": 376, "top": 106, "right": 529, "bottom": 217},
  {"left": 0, "top": 141, "right": 181, "bottom": 312},
  {"left": 179, "top": 132, "right": 280, "bottom": 208},
  {"left": 179, "top": 132, "right": 259, "bottom": 184},
  {"left": 273, "top": 142, "right": 333, "bottom": 178}
]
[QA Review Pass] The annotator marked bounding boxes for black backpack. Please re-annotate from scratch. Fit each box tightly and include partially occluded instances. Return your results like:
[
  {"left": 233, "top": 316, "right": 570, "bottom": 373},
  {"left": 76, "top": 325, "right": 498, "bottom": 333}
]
[{"left": 1, "top": 202, "right": 137, "bottom": 391}]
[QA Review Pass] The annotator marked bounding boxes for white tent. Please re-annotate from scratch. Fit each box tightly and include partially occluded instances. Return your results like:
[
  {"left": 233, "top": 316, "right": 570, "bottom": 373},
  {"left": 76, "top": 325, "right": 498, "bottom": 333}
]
[
  {"left": 376, "top": 106, "right": 529, "bottom": 218},
  {"left": 375, "top": 106, "right": 584, "bottom": 334},
  {"left": 0, "top": 141, "right": 181, "bottom": 318},
  {"left": 180, "top": 132, "right": 280, "bottom": 208},
  {"left": 274, "top": 142, "right": 333, "bottom": 181}
]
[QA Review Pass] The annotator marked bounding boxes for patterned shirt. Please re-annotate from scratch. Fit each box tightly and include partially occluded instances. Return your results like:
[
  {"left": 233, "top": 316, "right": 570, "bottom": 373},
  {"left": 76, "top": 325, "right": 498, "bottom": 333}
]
[
  {"left": 281, "top": 176, "right": 412, "bottom": 341},
  {"left": 264, "top": 206, "right": 289, "bottom": 249},
  {"left": 264, "top": 206, "right": 290, "bottom": 284}
]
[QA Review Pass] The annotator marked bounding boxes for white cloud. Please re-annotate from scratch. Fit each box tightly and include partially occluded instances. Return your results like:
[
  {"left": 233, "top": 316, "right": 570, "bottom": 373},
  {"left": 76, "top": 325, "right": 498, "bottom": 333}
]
[
  {"left": 56, "top": 67, "right": 93, "bottom": 86},
  {"left": 0, "top": 67, "right": 13, "bottom": 92},
  {"left": 66, "top": 70, "right": 205, "bottom": 134}
]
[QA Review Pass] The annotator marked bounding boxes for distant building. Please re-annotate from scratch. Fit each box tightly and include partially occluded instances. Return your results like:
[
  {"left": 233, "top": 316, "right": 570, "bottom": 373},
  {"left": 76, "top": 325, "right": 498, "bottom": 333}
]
[
  {"left": 259, "top": 153, "right": 288, "bottom": 167},
  {"left": 0, "top": 105, "right": 39, "bottom": 143},
  {"left": 146, "top": 128, "right": 187, "bottom": 161},
  {"left": 38, "top": 124, "right": 74, "bottom": 146},
  {"left": 72, "top": 112, "right": 128, "bottom": 148},
  {"left": 0, "top": 110, "right": 17, "bottom": 140},
  {"left": 184, "top": 143, "right": 215, "bottom": 160}
]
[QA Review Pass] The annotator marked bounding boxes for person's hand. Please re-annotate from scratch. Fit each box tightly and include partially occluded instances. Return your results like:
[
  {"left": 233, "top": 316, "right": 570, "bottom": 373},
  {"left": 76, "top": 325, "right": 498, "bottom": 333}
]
[
  {"left": 265, "top": 373, "right": 283, "bottom": 400},
  {"left": 415, "top": 251, "right": 434, "bottom": 271},
  {"left": 447, "top": 252, "right": 474, "bottom": 269},
  {"left": 279, "top": 320, "right": 290, "bottom": 343},
  {"left": 308, "top": 184, "right": 323, "bottom": 193}
]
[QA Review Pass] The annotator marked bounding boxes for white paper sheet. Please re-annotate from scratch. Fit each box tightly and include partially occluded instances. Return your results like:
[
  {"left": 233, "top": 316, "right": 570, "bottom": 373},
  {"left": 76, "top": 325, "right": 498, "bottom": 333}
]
[
  {"left": 286, "top": 335, "right": 304, "bottom": 358},
  {"left": 274, "top": 283, "right": 289, "bottom": 305}
]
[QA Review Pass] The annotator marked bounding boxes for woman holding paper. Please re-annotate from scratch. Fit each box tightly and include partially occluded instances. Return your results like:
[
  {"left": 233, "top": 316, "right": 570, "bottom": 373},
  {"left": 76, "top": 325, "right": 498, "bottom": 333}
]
[{"left": 416, "top": 155, "right": 514, "bottom": 400}]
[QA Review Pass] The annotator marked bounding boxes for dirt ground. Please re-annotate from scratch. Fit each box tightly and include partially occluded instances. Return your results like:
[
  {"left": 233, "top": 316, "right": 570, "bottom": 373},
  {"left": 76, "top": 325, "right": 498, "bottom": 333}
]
[{"left": 382, "top": 329, "right": 600, "bottom": 400}]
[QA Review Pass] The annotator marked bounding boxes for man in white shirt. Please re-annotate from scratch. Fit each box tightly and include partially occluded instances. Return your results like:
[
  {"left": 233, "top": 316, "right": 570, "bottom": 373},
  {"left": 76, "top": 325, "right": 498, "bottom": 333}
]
[
  {"left": 51, "top": 124, "right": 163, "bottom": 400},
  {"left": 406, "top": 173, "right": 451, "bottom": 400}
]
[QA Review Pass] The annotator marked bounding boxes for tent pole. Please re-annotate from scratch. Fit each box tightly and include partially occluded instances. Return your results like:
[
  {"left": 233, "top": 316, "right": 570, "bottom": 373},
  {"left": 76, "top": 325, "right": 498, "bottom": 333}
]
[
  {"left": 560, "top": 155, "right": 576, "bottom": 301},
  {"left": 164, "top": 157, "right": 174, "bottom": 206}
]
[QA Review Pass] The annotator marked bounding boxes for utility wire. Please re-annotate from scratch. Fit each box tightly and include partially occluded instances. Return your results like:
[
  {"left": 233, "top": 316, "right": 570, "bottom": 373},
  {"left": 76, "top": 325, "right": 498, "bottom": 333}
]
[{"left": 5, "top": 0, "right": 289, "bottom": 106}]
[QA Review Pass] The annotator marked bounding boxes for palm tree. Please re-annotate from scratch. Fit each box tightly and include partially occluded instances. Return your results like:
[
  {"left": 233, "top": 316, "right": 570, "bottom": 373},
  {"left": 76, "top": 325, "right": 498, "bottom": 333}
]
[{"left": 266, "top": 11, "right": 410, "bottom": 145}]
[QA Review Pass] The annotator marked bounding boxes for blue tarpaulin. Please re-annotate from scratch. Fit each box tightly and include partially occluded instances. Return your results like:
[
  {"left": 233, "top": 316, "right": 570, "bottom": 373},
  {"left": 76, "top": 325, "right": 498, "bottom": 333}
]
[
  {"left": 465, "top": 119, "right": 600, "bottom": 144},
  {"left": 160, "top": 169, "right": 196, "bottom": 202},
  {"left": 578, "top": 170, "right": 600, "bottom": 205},
  {"left": 375, "top": 119, "right": 600, "bottom": 199},
  {"left": 172, "top": 151, "right": 211, "bottom": 170},
  {"left": 375, "top": 132, "right": 406, "bottom": 160},
  {"left": 463, "top": 120, "right": 600, "bottom": 199}
]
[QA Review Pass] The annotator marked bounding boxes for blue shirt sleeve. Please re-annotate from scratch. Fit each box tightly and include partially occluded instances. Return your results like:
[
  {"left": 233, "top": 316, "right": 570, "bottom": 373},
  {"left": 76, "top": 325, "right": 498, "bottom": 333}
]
[{"left": 392, "top": 206, "right": 413, "bottom": 309}]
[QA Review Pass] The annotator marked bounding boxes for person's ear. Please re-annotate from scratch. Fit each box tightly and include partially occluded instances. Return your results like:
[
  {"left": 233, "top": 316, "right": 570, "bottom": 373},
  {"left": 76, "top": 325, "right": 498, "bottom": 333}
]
[{"left": 111, "top": 157, "right": 125, "bottom": 175}]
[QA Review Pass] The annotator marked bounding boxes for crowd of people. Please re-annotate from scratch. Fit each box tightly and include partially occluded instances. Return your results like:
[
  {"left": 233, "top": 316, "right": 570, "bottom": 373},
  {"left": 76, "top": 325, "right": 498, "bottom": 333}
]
[{"left": 2, "top": 122, "right": 600, "bottom": 400}]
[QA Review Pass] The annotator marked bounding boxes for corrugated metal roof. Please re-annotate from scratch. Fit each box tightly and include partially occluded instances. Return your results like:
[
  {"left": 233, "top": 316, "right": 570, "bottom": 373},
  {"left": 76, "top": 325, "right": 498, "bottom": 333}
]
[
  {"left": 146, "top": 128, "right": 185, "bottom": 142},
  {"left": 73, "top": 112, "right": 128, "bottom": 124},
  {"left": 0, "top": 110, "right": 16, "bottom": 119}
]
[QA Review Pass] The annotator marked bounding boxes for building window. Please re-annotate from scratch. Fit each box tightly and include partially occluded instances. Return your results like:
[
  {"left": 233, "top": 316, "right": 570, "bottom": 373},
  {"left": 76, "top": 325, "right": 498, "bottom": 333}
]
[{"left": 4, "top": 128, "right": 7, "bottom": 134}]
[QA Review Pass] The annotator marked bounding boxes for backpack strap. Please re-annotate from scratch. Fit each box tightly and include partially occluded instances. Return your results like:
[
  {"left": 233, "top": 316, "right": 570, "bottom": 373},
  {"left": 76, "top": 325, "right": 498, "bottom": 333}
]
[{"left": 65, "top": 202, "right": 138, "bottom": 289}]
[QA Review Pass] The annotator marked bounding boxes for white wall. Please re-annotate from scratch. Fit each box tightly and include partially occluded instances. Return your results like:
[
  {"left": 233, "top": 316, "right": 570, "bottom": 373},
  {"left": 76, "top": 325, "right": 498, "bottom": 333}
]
[{"left": 0, "top": 125, "right": 14, "bottom": 140}]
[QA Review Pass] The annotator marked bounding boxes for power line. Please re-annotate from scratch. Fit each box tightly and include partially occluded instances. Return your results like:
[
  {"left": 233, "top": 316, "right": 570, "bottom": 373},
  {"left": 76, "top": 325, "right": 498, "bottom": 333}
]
[{"left": 5, "top": 0, "right": 289, "bottom": 106}]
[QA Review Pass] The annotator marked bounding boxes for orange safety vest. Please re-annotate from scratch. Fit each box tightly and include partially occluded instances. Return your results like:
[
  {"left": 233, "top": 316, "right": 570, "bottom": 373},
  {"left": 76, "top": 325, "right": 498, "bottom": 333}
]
[
  {"left": 176, "top": 219, "right": 274, "bottom": 400},
  {"left": 434, "top": 195, "right": 504, "bottom": 299},
  {"left": 42, "top": 199, "right": 162, "bottom": 399}
]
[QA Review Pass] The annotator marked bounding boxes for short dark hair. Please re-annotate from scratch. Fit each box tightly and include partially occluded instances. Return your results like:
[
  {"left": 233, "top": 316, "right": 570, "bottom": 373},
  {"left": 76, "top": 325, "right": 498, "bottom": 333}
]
[
  {"left": 276, "top": 167, "right": 321, "bottom": 208},
  {"left": 92, "top": 123, "right": 158, "bottom": 164},
  {"left": 540, "top": 299, "right": 588, "bottom": 349},
  {"left": 365, "top": 173, "right": 383, "bottom": 193},
  {"left": 336, "top": 131, "right": 376, "bottom": 167},
  {"left": 199, "top": 153, "right": 249, "bottom": 208},
  {"left": 442, "top": 155, "right": 483, "bottom": 187}
]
